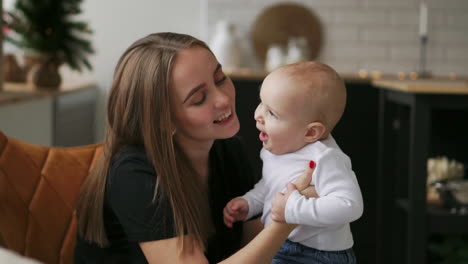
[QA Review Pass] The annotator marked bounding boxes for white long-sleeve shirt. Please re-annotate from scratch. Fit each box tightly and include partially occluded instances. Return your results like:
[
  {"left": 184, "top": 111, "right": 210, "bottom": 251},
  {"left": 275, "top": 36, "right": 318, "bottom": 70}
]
[{"left": 242, "top": 135, "right": 363, "bottom": 251}]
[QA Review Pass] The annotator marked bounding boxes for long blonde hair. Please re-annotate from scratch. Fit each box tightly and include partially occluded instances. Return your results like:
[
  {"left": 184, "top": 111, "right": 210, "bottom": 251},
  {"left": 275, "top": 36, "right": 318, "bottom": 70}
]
[{"left": 76, "top": 32, "right": 212, "bottom": 252}]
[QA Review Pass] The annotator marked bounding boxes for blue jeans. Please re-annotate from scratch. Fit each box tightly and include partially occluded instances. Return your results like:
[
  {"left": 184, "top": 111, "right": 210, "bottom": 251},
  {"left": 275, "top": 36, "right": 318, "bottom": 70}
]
[{"left": 272, "top": 240, "right": 357, "bottom": 264}]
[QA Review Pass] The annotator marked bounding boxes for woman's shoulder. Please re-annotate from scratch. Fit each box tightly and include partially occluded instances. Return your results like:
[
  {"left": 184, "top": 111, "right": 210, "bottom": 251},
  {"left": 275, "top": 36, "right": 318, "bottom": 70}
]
[
  {"left": 108, "top": 145, "right": 155, "bottom": 187},
  {"left": 113, "top": 144, "right": 148, "bottom": 163},
  {"left": 111, "top": 145, "right": 152, "bottom": 170}
]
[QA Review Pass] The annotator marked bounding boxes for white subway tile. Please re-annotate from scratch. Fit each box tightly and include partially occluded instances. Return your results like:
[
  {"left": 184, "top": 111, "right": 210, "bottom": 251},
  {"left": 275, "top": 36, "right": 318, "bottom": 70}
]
[
  {"left": 206, "top": 0, "right": 468, "bottom": 74},
  {"left": 427, "top": 47, "right": 447, "bottom": 61},
  {"left": 427, "top": 0, "right": 468, "bottom": 9},
  {"left": 446, "top": 11, "right": 468, "bottom": 27},
  {"left": 447, "top": 48, "right": 468, "bottom": 61},
  {"left": 362, "top": 0, "right": 418, "bottom": 9},
  {"left": 431, "top": 30, "right": 468, "bottom": 44},
  {"left": 301, "top": 0, "right": 362, "bottom": 9},
  {"left": 360, "top": 60, "right": 418, "bottom": 73},
  {"left": 389, "top": 45, "right": 420, "bottom": 60},
  {"left": 431, "top": 62, "right": 468, "bottom": 76},
  {"left": 322, "top": 44, "right": 388, "bottom": 59},
  {"left": 361, "top": 27, "right": 418, "bottom": 44},
  {"left": 325, "top": 25, "right": 360, "bottom": 42},
  {"left": 324, "top": 60, "right": 362, "bottom": 74},
  {"left": 389, "top": 10, "right": 419, "bottom": 26},
  {"left": 333, "top": 9, "right": 389, "bottom": 25}
]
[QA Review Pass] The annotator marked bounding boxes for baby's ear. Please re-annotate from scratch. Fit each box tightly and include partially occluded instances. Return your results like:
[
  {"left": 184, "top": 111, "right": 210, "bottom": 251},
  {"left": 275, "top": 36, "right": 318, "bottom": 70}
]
[{"left": 304, "top": 122, "right": 326, "bottom": 143}]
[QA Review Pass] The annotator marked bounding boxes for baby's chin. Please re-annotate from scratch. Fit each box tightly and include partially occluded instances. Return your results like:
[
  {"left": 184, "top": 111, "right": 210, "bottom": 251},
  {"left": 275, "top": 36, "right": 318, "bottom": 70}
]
[
  {"left": 265, "top": 145, "right": 290, "bottom": 155},
  {"left": 266, "top": 143, "right": 308, "bottom": 155}
]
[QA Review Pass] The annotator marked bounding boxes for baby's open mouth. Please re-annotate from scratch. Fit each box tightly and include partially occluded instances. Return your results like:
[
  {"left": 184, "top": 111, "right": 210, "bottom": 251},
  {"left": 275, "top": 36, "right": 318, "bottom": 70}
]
[{"left": 259, "top": 131, "right": 268, "bottom": 142}]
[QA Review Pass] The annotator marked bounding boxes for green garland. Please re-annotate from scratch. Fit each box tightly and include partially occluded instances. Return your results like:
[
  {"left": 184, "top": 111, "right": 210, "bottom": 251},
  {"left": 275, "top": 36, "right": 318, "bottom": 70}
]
[{"left": 4, "top": 0, "right": 94, "bottom": 72}]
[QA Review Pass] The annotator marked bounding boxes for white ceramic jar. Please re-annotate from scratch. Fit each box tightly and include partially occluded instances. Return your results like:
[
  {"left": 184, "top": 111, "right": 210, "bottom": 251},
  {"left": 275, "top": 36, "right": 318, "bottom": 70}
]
[
  {"left": 265, "top": 44, "right": 285, "bottom": 72},
  {"left": 285, "top": 37, "right": 310, "bottom": 65},
  {"left": 209, "top": 20, "right": 241, "bottom": 70}
]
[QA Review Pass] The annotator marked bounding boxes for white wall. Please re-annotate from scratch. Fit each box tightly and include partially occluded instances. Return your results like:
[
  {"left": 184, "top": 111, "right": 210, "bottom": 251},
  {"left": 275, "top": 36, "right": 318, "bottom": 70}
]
[
  {"left": 5, "top": 0, "right": 467, "bottom": 142},
  {"left": 81, "top": 0, "right": 205, "bottom": 141},
  {"left": 0, "top": 97, "right": 53, "bottom": 145},
  {"left": 207, "top": 0, "right": 468, "bottom": 76}
]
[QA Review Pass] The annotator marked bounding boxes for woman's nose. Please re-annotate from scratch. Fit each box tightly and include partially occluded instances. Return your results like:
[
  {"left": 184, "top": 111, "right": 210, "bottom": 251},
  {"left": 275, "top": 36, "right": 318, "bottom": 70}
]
[{"left": 214, "top": 89, "right": 230, "bottom": 108}]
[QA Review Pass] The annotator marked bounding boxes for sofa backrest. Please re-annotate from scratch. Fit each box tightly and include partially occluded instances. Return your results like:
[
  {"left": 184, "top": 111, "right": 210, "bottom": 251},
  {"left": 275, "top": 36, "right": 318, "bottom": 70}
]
[{"left": 0, "top": 131, "right": 102, "bottom": 264}]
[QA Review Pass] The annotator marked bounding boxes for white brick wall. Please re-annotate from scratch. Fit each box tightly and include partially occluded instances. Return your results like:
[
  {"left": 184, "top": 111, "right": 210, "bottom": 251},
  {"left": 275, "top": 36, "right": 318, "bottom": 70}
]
[{"left": 205, "top": 0, "right": 468, "bottom": 76}]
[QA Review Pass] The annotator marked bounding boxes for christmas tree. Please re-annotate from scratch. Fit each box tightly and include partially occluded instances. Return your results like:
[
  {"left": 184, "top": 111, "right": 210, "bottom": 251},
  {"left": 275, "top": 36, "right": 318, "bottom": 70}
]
[{"left": 4, "top": 0, "right": 94, "bottom": 72}]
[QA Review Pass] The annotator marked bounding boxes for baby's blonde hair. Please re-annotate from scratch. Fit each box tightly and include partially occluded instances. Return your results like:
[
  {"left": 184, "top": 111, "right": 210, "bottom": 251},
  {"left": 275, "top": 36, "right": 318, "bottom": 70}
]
[{"left": 277, "top": 61, "right": 346, "bottom": 137}]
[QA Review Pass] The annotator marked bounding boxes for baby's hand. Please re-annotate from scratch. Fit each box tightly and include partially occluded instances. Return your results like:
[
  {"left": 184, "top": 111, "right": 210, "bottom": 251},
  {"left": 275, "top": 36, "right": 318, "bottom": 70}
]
[{"left": 223, "top": 197, "right": 249, "bottom": 228}]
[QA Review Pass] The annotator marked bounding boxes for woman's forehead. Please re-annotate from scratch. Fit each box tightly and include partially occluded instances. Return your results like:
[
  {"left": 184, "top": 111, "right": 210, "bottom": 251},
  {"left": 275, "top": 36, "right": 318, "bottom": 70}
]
[{"left": 171, "top": 47, "right": 216, "bottom": 85}]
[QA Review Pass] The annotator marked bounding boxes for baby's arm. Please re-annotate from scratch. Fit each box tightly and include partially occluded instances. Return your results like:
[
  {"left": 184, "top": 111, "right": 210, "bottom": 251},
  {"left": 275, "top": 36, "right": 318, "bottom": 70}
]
[
  {"left": 283, "top": 151, "right": 364, "bottom": 227},
  {"left": 223, "top": 178, "right": 268, "bottom": 228}
]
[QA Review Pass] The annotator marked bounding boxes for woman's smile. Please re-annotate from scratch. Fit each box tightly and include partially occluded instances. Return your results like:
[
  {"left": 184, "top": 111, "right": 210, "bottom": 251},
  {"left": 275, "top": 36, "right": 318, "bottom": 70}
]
[{"left": 214, "top": 110, "right": 233, "bottom": 124}]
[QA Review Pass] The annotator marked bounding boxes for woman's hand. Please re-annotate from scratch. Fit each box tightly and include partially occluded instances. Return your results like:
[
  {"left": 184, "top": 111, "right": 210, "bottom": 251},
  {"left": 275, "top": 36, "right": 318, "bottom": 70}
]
[
  {"left": 271, "top": 161, "right": 318, "bottom": 222},
  {"left": 293, "top": 161, "right": 318, "bottom": 198},
  {"left": 271, "top": 183, "right": 298, "bottom": 222}
]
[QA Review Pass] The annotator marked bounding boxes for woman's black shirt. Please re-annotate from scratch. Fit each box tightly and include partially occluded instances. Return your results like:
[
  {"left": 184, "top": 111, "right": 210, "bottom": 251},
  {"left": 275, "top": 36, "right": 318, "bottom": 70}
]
[{"left": 74, "top": 137, "right": 258, "bottom": 264}]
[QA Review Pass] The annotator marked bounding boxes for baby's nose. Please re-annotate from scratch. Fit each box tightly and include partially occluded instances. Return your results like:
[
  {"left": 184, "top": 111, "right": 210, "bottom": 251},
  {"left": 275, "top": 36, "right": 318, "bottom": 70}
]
[{"left": 254, "top": 105, "right": 264, "bottom": 124}]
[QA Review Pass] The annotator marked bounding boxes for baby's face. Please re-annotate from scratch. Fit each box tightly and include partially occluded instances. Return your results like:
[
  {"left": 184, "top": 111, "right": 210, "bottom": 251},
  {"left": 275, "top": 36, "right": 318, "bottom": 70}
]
[{"left": 254, "top": 74, "right": 310, "bottom": 155}]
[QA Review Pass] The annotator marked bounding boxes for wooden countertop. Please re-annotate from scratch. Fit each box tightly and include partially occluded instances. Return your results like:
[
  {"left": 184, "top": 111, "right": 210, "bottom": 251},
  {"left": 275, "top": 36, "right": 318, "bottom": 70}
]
[
  {"left": 226, "top": 68, "right": 372, "bottom": 83},
  {"left": 372, "top": 79, "right": 468, "bottom": 94},
  {"left": 0, "top": 80, "right": 96, "bottom": 106},
  {"left": 226, "top": 68, "right": 468, "bottom": 94}
]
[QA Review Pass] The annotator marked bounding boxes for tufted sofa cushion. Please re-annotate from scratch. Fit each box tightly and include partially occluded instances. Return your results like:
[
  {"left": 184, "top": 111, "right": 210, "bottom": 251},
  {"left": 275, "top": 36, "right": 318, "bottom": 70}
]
[{"left": 0, "top": 131, "right": 102, "bottom": 264}]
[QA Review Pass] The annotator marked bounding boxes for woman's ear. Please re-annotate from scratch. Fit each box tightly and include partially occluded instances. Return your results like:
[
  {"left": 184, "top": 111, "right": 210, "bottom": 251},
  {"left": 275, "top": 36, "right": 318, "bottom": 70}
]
[{"left": 304, "top": 122, "right": 326, "bottom": 143}]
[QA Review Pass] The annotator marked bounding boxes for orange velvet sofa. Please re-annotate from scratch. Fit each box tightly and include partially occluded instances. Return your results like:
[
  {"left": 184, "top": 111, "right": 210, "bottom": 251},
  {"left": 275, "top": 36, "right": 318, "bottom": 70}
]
[{"left": 0, "top": 131, "right": 102, "bottom": 264}]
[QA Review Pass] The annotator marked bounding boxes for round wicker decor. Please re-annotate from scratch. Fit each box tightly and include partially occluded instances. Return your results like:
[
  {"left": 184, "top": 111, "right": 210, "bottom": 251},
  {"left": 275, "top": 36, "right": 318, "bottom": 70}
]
[{"left": 251, "top": 3, "right": 323, "bottom": 65}]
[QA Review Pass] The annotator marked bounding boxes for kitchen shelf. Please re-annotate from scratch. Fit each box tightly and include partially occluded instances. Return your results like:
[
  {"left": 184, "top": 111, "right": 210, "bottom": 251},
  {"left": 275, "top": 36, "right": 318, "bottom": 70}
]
[
  {"left": 396, "top": 199, "right": 468, "bottom": 234},
  {"left": 375, "top": 81, "right": 468, "bottom": 264}
]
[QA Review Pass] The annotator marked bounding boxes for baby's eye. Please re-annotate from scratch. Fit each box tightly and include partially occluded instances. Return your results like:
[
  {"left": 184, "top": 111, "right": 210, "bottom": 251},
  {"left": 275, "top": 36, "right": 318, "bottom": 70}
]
[{"left": 268, "top": 110, "right": 277, "bottom": 118}]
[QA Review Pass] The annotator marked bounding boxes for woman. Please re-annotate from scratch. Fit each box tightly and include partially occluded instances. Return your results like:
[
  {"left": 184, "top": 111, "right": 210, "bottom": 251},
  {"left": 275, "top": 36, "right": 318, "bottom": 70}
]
[{"left": 75, "top": 32, "right": 315, "bottom": 264}]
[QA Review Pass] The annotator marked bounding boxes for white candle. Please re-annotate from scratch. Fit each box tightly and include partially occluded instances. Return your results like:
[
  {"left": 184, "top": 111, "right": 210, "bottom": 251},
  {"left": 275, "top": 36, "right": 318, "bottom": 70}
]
[{"left": 419, "top": 1, "right": 428, "bottom": 37}]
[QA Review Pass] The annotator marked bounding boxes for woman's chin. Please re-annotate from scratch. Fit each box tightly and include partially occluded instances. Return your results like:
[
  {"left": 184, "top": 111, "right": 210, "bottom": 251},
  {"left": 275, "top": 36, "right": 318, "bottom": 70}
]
[{"left": 221, "top": 117, "right": 240, "bottom": 138}]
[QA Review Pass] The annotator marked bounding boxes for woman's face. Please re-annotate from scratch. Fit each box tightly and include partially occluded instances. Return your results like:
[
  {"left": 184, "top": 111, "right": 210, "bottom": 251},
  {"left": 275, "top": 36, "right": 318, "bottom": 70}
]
[{"left": 170, "top": 46, "right": 239, "bottom": 146}]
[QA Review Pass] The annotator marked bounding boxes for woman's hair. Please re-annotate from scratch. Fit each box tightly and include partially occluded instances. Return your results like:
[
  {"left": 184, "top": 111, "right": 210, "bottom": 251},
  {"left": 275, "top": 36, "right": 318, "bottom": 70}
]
[{"left": 76, "top": 32, "right": 213, "bottom": 253}]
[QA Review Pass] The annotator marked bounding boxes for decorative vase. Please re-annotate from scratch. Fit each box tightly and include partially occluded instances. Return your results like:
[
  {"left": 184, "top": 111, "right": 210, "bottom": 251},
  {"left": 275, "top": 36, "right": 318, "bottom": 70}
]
[
  {"left": 265, "top": 44, "right": 285, "bottom": 72},
  {"left": 23, "top": 54, "right": 44, "bottom": 77},
  {"left": 3, "top": 54, "right": 26, "bottom": 82},
  {"left": 209, "top": 20, "right": 242, "bottom": 70},
  {"left": 27, "top": 55, "right": 62, "bottom": 89},
  {"left": 285, "top": 37, "right": 310, "bottom": 65}
]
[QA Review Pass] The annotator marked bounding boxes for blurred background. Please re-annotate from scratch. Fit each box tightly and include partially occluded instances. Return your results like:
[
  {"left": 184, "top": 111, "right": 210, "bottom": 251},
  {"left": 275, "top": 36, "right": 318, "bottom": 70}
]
[
  {"left": 1, "top": 0, "right": 468, "bottom": 263},
  {"left": 3, "top": 0, "right": 467, "bottom": 140}
]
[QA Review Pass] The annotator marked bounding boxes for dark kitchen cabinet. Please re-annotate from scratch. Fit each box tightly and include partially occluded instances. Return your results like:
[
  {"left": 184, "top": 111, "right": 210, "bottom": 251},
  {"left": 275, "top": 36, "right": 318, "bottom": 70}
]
[{"left": 375, "top": 81, "right": 468, "bottom": 264}]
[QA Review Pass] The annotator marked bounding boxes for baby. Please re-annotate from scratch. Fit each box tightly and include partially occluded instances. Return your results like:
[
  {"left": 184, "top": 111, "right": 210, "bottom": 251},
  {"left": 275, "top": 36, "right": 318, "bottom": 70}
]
[{"left": 223, "top": 61, "right": 363, "bottom": 264}]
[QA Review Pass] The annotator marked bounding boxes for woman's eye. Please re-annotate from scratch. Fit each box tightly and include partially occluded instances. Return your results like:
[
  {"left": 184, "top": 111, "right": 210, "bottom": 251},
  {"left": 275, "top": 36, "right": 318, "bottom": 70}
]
[
  {"left": 215, "top": 76, "right": 227, "bottom": 85},
  {"left": 193, "top": 93, "right": 206, "bottom": 106}
]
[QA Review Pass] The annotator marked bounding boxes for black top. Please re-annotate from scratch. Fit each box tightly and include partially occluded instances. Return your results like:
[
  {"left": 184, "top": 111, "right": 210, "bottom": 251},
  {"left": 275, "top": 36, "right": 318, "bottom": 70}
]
[{"left": 74, "top": 137, "right": 258, "bottom": 264}]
